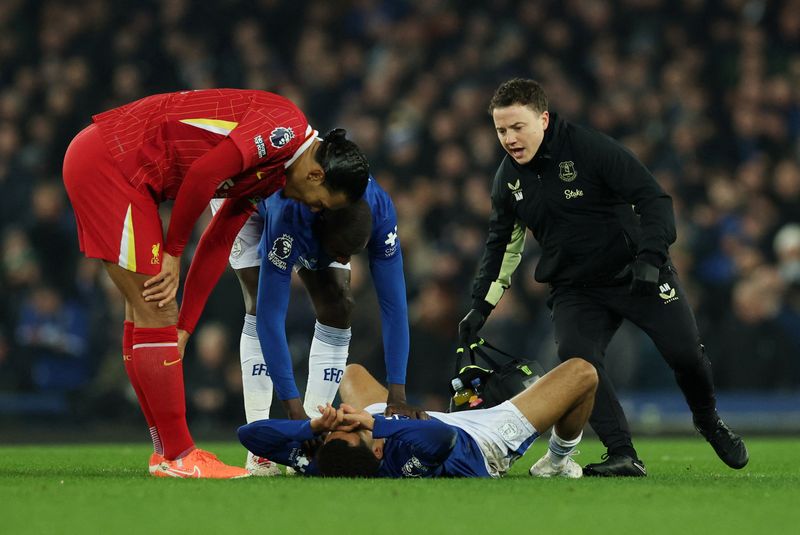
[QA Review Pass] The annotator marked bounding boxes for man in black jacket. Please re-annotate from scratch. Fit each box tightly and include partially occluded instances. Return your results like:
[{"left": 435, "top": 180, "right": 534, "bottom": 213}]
[{"left": 458, "top": 78, "right": 748, "bottom": 476}]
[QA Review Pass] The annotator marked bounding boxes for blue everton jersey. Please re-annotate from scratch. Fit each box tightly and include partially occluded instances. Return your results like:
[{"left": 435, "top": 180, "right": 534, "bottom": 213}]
[
  {"left": 238, "top": 415, "right": 492, "bottom": 478},
  {"left": 372, "top": 416, "right": 491, "bottom": 478},
  {"left": 256, "top": 176, "right": 401, "bottom": 271},
  {"left": 254, "top": 177, "right": 410, "bottom": 400}
]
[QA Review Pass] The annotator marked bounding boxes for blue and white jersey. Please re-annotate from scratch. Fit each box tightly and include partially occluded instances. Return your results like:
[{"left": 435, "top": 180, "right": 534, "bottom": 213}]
[
  {"left": 238, "top": 401, "right": 539, "bottom": 478},
  {"left": 237, "top": 415, "right": 492, "bottom": 478},
  {"left": 255, "top": 177, "right": 409, "bottom": 400}
]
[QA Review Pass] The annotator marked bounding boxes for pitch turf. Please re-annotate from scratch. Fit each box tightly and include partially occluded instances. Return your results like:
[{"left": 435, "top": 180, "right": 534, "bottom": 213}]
[{"left": 1, "top": 438, "right": 797, "bottom": 534}]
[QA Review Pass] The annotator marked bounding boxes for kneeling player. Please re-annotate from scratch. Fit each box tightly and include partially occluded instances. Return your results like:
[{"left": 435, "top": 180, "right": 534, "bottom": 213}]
[{"left": 238, "top": 359, "right": 598, "bottom": 478}]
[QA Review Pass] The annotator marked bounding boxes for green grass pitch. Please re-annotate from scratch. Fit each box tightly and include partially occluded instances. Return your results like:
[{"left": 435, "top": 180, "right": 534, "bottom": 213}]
[{"left": 1, "top": 438, "right": 798, "bottom": 534}]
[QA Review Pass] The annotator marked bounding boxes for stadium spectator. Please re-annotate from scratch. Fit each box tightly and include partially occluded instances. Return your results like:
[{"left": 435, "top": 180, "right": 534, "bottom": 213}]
[
  {"left": 407, "top": 278, "right": 460, "bottom": 411},
  {"left": 0, "top": 0, "right": 798, "bottom": 435},
  {"left": 15, "top": 285, "right": 90, "bottom": 392},
  {"left": 186, "top": 322, "right": 241, "bottom": 428},
  {"left": 711, "top": 267, "right": 798, "bottom": 390}
]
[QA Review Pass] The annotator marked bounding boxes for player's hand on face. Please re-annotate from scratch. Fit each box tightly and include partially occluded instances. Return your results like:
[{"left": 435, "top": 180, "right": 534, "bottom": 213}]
[
  {"left": 310, "top": 403, "right": 339, "bottom": 433},
  {"left": 340, "top": 403, "right": 375, "bottom": 430},
  {"left": 143, "top": 252, "right": 181, "bottom": 307},
  {"left": 318, "top": 404, "right": 360, "bottom": 432},
  {"left": 385, "top": 402, "right": 430, "bottom": 420}
]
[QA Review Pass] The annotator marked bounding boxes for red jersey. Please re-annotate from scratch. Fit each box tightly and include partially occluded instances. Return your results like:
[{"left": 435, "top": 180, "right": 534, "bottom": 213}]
[
  {"left": 92, "top": 89, "right": 315, "bottom": 202},
  {"left": 92, "top": 89, "right": 317, "bottom": 257}
]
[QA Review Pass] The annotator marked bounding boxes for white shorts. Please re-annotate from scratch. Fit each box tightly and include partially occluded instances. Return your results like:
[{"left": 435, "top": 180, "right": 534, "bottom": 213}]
[
  {"left": 209, "top": 199, "right": 263, "bottom": 270},
  {"left": 209, "top": 200, "right": 352, "bottom": 272},
  {"left": 364, "top": 401, "right": 539, "bottom": 478}
]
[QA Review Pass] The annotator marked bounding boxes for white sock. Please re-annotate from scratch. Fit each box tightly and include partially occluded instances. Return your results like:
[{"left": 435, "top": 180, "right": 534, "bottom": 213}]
[
  {"left": 547, "top": 429, "right": 582, "bottom": 466},
  {"left": 303, "top": 321, "right": 350, "bottom": 417},
  {"left": 240, "top": 314, "right": 273, "bottom": 423}
]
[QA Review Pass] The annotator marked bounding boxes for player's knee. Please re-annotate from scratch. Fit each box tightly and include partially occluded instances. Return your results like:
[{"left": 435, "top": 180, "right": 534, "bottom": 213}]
[
  {"left": 132, "top": 298, "right": 178, "bottom": 327},
  {"left": 317, "top": 292, "right": 354, "bottom": 326},
  {"left": 339, "top": 365, "right": 365, "bottom": 402},
  {"left": 235, "top": 268, "right": 260, "bottom": 315},
  {"left": 343, "top": 363, "right": 368, "bottom": 384},
  {"left": 566, "top": 358, "right": 598, "bottom": 391}
]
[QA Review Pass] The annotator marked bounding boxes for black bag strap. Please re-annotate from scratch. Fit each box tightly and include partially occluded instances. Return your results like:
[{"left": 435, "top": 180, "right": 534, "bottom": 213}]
[
  {"left": 478, "top": 339, "right": 520, "bottom": 360},
  {"left": 472, "top": 345, "right": 501, "bottom": 370},
  {"left": 454, "top": 343, "right": 470, "bottom": 375},
  {"left": 455, "top": 338, "right": 521, "bottom": 375}
]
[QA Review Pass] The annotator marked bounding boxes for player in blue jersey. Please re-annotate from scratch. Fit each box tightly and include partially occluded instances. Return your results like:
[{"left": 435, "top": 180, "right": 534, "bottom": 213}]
[
  {"left": 179, "top": 176, "right": 411, "bottom": 474},
  {"left": 238, "top": 358, "right": 598, "bottom": 478},
  {"left": 253, "top": 175, "right": 410, "bottom": 423}
]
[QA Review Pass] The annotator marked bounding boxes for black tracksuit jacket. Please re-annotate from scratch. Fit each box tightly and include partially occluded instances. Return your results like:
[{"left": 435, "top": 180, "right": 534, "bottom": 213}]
[{"left": 471, "top": 112, "right": 676, "bottom": 315}]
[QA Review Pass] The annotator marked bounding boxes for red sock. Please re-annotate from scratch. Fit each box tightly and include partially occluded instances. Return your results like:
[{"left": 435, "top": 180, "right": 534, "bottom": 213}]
[
  {"left": 132, "top": 325, "right": 194, "bottom": 460},
  {"left": 122, "top": 321, "right": 163, "bottom": 455}
]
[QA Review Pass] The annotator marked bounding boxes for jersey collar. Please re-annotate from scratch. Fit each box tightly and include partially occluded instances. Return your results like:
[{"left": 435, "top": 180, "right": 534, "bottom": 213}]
[{"left": 284, "top": 125, "right": 319, "bottom": 168}]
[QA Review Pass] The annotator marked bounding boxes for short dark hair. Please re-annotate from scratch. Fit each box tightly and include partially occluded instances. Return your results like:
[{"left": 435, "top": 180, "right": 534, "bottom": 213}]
[
  {"left": 315, "top": 129, "right": 370, "bottom": 203},
  {"left": 316, "top": 198, "right": 372, "bottom": 258},
  {"left": 488, "top": 79, "right": 548, "bottom": 115},
  {"left": 316, "top": 438, "right": 381, "bottom": 478}
]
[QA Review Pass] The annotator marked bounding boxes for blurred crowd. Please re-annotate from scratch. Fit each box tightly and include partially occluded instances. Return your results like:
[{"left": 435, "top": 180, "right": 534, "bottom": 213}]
[{"left": 1, "top": 0, "right": 799, "bottom": 426}]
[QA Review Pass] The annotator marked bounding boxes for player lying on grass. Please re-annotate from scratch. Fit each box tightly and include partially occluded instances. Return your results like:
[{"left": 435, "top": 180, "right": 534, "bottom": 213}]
[
  {"left": 238, "top": 359, "right": 598, "bottom": 478},
  {"left": 178, "top": 176, "right": 412, "bottom": 475},
  {"left": 63, "top": 89, "right": 369, "bottom": 478}
]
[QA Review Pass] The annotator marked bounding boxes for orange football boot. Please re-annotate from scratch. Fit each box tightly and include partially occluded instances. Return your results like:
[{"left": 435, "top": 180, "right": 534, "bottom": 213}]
[
  {"left": 149, "top": 452, "right": 167, "bottom": 477},
  {"left": 154, "top": 449, "right": 250, "bottom": 479}
]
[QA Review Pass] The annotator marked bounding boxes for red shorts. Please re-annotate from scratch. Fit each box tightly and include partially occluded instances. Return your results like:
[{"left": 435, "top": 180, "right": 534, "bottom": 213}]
[{"left": 63, "top": 124, "right": 164, "bottom": 275}]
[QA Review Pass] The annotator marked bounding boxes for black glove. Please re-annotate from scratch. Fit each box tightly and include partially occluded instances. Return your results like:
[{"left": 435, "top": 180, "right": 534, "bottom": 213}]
[
  {"left": 458, "top": 309, "right": 486, "bottom": 351},
  {"left": 629, "top": 255, "right": 661, "bottom": 296}
]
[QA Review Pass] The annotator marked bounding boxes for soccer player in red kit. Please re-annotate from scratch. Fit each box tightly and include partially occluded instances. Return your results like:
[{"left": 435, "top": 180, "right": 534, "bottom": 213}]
[{"left": 62, "top": 89, "right": 369, "bottom": 478}]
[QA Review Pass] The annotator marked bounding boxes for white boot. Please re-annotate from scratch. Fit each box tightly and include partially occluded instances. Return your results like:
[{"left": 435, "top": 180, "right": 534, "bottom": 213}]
[
  {"left": 245, "top": 451, "right": 282, "bottom": 476},
  {"left": 529, "top": 453, "right": 583, "bottom": 478}
]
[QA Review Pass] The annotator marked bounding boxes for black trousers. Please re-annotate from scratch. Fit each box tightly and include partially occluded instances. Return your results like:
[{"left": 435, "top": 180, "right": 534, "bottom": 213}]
[{"left": 551, "top": 266, "right": 716, "bottom": 457}]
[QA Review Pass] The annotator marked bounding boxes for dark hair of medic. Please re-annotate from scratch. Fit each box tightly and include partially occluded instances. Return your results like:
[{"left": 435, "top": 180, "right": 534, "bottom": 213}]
[{"left": 488, "top": 78, "right": 549, "bottom": 115}]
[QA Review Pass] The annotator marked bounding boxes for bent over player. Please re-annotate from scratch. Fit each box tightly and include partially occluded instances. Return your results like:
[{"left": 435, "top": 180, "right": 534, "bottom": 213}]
[
  {"left": 238, "top": 360, "right": 597, "bottom": 478},
  {"left": 62, "top": 89, "right": 368, "bottom": 478},
  {"left": 178, "top": 176, "right": 410, "bottom": 474},
  {"left": 458, "top": 79, "right": 747, "bottom": 476}
]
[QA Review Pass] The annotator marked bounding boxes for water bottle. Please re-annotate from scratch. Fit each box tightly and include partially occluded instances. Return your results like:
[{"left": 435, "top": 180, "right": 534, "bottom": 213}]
[{"left": 451, "top": 378, "right": 475, "bottom": 407}]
